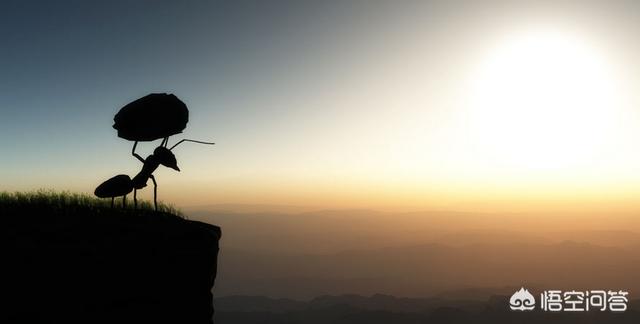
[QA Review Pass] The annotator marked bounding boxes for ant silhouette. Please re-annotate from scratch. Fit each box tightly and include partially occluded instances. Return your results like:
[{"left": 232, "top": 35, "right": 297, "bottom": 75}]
[{"left": 94, "top": 137, "right": 214, "bottom": 211}]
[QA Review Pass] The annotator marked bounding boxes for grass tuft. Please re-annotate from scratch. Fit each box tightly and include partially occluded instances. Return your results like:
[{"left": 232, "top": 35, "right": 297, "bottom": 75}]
[{"left": 0, "top": 189, "right": 183, "bottom": 217}]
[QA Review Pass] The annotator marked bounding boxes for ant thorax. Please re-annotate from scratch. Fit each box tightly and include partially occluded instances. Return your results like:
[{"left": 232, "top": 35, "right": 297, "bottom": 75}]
[{"left": 131, "top": 155, "right": 160, "bottom": 189}]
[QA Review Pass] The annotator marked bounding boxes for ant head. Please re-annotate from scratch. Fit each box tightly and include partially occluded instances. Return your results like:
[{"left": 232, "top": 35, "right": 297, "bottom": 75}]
[{"left": 153, "top": 146, "right": 180, "bottom": 171}]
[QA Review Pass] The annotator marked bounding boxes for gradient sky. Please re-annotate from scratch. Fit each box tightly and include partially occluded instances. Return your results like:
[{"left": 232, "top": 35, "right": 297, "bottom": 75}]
[{"left": 3, "top": 1, "right": 640, "bottom": 211}]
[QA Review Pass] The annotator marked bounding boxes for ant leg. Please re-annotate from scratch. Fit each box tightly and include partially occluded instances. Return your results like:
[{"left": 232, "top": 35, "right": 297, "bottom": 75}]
[
  {"left": 132, "top": 141, "right": 145, "bottom": 163},
  {"left": 122, "top": 195, "right": 126, "bottom": 208},
  {"left": 164, "top": 136, "right": 169, "bottom": 147},
  {"left": 111, "top": 197, "right": 114, "bottom": 208},
  {"left": 150, "top": 175, "right": 158, "bottom": 211},
  {"left": 134, "top": 189, "right": 137, "bottom": 209}
]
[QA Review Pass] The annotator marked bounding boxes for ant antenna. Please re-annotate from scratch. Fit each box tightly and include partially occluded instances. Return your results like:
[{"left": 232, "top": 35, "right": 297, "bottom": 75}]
[{"left": 169, "top": 139, "right": 215, "bottom": 150}]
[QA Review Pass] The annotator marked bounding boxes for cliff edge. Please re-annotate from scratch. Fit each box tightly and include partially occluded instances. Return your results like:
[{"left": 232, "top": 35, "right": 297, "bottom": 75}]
[{"left": 3, "top": 201, "right": 221, "bottom": 324}]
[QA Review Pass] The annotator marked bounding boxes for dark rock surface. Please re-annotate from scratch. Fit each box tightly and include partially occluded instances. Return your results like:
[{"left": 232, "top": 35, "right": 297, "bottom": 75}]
[
  {"left": 113, "top": 93, "right": 189, "bottom": 141},
  {"left": 3, "top": 205, "right": 220, "bottom": 324}
]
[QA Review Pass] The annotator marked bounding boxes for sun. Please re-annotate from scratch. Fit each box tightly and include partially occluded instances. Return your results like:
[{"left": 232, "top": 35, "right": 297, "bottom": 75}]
[{"left": 464, "top": 28, "right": 621, "bottom": 173}]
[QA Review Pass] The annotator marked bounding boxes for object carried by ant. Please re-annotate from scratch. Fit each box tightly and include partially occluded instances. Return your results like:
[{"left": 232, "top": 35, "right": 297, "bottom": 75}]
[{"left": 94, "top": 93, "right": 214, "bottom": 211}]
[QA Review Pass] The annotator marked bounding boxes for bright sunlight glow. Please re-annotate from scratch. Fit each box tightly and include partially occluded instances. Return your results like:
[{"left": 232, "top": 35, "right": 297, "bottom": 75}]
[{"left": 464, "top": 28, "right": 622, "bottom": 173}]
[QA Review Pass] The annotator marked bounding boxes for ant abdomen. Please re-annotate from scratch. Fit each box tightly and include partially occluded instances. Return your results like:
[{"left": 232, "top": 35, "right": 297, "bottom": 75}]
[{"left": 95, "top": 174, "right": 134, "bottom": 198}]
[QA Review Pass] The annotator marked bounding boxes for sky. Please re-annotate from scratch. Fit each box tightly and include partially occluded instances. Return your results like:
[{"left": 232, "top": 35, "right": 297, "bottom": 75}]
[{"left": 3, "top": 0, "right": 640, "bottom": 212}]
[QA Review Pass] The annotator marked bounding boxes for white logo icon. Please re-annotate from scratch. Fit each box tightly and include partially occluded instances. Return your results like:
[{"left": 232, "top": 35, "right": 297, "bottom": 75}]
[{"left": 510, "top": 287, "right": 536, "bottom": 311}]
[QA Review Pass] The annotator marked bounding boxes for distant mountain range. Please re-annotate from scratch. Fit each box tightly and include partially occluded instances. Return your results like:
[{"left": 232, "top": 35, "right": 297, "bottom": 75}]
[
  {"left": 214, "top": 294, "right": 640, "bottom": 324},
  {"left": 215, "top": 293, "right": 502, "bottom": 313},
  {"left": 191, "top": 208, "right": 640, "bottom": 300},
  {"left": 216, "top": 241, "right": 640, "bottom": 299}
]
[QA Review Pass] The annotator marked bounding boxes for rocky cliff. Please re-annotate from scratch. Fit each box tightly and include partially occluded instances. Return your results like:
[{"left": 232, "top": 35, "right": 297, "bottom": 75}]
[{"left": 3, "top": 204, "right": 220, "bottom": 324}]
